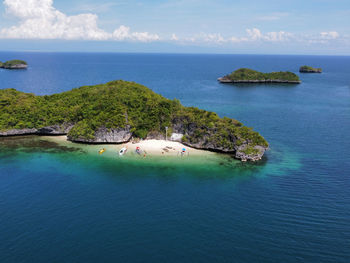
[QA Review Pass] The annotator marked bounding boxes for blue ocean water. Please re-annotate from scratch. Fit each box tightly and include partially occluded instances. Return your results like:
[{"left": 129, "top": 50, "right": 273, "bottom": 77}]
[{"left": 0, "top": 52, "right": 350, "bottom": 263}]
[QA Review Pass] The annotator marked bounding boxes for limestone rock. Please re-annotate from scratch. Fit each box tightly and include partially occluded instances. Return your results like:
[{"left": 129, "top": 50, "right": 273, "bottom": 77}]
[{"left": 68, "top": 126, "right": 132, "bottom": 144}]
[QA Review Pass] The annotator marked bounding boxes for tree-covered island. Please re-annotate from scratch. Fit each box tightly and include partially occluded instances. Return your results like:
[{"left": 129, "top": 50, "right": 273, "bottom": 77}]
[
  {"left": 299, "top": 65, "right": 322, "bottom": 73},
  {"left": 0, "top": 80, "right": 268, "bottom": 161},
  {"left": 0, "top": 60, "right": 28, "bottom": 69},
  {"left": 218, "top": 68, "right": 301, "bottom": 84}
]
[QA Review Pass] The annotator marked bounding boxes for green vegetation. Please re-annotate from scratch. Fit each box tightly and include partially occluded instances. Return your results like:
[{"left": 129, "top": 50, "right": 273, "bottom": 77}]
[
  {"left": 299, "top": 65, "right": 322, "bottom": 73},
  {"left": 226, "top": 68, "right": 300, "bottom": 82},
  {"left": 0, "top": 80, "right": 268, "bottom": 150},
  {"left": 242, "top": 146, "right": 260, "bottom": 155},
  {"left": 0, "top": 60, "right": 27, "bottom": 68}
]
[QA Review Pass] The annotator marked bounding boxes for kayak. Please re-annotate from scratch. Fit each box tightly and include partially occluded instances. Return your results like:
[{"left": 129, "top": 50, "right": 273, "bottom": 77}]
[
  {"left": 99, "top": 148, "right": 106, "bottom": 154},
  {"left": 119, "top": 147, "right": 127, "bottom": 156}
]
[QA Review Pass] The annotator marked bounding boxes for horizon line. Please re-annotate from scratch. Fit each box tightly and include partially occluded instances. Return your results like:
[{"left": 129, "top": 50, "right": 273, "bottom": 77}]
[{"left": 0, "top": 50, "right": 349, "bottom": 57}]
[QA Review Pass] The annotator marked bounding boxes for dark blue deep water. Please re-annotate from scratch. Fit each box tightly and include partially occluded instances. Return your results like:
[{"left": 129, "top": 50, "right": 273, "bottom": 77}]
[{"left": 1, "top": 52, "right": 350, "bottom": 263}]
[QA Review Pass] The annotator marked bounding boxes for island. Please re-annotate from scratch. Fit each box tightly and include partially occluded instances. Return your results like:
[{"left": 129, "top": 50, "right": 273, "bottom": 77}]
[
  {"left": 0, "top": 80, "right": 269, "bottom": 161},
  {"left": 218, "top": 68, "right": 301, "bottom": 84},
  {"left": 0, "top": 60, "right": 28, "bottom": 69},
  {"left": 299, "top": 65, "right": 322, "bottom": 73}
]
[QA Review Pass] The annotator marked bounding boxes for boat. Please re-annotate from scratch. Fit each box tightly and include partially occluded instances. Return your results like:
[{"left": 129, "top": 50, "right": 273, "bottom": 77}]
[
  {"left": 99, "top": 148, "right": 106, "bottom": 154},
  {"left": 119, "top": 147, "right": 127, "bottom": 156}
]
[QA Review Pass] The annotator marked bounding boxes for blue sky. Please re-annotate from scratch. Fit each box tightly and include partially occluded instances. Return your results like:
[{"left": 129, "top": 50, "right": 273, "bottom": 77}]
[{"left": 0, "top": 0, "right": 349, "bottom": 54}]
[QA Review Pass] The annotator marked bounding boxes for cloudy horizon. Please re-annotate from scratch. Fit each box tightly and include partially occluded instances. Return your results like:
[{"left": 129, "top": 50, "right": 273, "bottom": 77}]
[{"left": 0, "top": 0, "right": 349, "bottom": 55}]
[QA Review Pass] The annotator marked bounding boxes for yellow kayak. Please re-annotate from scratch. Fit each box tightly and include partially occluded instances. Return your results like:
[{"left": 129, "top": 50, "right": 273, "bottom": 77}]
[{"left": 99, "top": 148, "right": 106, "bottom": 154}]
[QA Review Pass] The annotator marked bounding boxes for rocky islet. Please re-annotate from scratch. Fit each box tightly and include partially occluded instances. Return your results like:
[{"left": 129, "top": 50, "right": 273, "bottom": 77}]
[{"left": 0, "top": 81, "right": 269, "bottom": 162}]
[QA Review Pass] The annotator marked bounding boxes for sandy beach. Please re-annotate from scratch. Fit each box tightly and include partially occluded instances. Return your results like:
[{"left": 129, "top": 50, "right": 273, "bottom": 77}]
[
  {"left": 123, "top": 139, "right": 207, "bottom": 156},
  {"left": 47, "top": 136, "right": 211, "bottom": 157}
]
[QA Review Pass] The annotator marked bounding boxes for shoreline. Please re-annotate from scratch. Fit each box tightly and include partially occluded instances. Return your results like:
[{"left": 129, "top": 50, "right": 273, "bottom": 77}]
[
  {"left": 1, "top": 134, "right": 249, "bottom": 172},
  {"left": 217, "top": 77, "right": 301, "bottom": 84},
  {"left": 46, "top": 136, "right": 212, "bottom": 157},
  {"left": 1, "top": 133, "right": 264, "bottom": 161}
]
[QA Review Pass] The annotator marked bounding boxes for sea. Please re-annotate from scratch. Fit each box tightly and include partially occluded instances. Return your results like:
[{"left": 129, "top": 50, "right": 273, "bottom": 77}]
[{"left": 0, "top": 52, "right": 349, "bottom": 263}]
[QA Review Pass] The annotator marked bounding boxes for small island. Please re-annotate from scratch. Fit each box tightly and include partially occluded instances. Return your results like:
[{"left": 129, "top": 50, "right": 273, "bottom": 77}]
[
  {"left": 299, "top": 65, "right": 322, "bottom": 73},
  {"left": 218, "top": 68, "right": 301, "bottom": 84},
  {"left": 0, "top": 60, "right": 28, "bottom": 69},
  {"left": 0, "top": 80, "right": 269, "bottom": 161}
]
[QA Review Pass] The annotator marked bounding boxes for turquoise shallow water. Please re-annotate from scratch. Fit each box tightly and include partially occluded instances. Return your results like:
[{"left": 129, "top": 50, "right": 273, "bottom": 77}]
[{"left": 0, "top": 52, "right": 350, "bottom": 262}]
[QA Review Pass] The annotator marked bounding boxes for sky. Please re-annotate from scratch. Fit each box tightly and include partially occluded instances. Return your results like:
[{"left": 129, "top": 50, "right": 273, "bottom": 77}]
[{"left": 0, "top": 0, "right": 349, "bottom": 55}]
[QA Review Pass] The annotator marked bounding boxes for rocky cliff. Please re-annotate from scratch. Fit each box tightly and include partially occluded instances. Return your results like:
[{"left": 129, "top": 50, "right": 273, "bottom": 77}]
[
  {"left": 67, "top": 126, "right": 132, "bottom": 144},
  {"left": 0, "top": 123, "right": 73, "bottom": 137},
  {"left": 171, "top": 116, "right": 267, "bottom": 161}
]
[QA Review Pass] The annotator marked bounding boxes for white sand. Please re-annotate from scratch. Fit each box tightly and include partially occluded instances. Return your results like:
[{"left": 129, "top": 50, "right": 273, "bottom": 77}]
[
  {"left": 123, "top": 139, "right": 207, "bottom": 156},
  {"left": 45, "top": 136, "right": 210, "bottom": 156},
  {"left": 48, "top": 135, "right": 68, "bottom": 142}
]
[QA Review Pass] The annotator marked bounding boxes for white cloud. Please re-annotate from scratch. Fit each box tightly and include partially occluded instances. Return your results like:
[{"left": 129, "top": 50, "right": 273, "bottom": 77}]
[
  {"left": 171, "top": 33, "right": 178, "bottom": 41},
  {"left": 265, "top": 31, "right": 293, "bottom": 42},
  {"left": 320, "top": 31, "right": 339, "bottom": 40},
  {"left": 178, "top": 33, "right": 226, "bottom": 45},
  {"left": 0, "top": 0, "right": 109, "bottom": 40},
  {"left": 179, "top": 28, "right": 293, "bottom": 44},
  {"left": 112, "top": 25, "right": 159, "bottom": 42},
  {"left": 228, "top": 36, "right": 242, "bottom": 43},
  {"left": 0, "top": 0, "right": 343, "bottom": 47},
  {"left": 305, "top": 31, "right": 343, "bottom": 44},
  {"left": 246, "top": 28, "right": 263, "bottom": 41},
  {"left": 198, "top": 33, "right": 225, "bottom": 43},
  {"left": 0, "top": 0, "right": 160, "bottom": 42},
  {"left": 174, "top": 29, "right": 341, "bottom": 46},
  {"left": 112, "top": 25, "right": 129, "bottom": 40},
  {"left": 129, "top": 31, "right": 160, "bottom": 42},
  {"left": 246, "top": 28, "right": 293, "bottom": 42}
]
